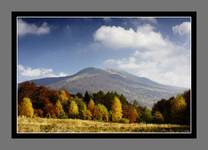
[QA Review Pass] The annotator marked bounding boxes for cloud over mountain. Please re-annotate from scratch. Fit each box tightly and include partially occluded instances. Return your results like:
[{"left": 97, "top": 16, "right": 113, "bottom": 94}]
[{"left": 94, "top": 24, "right": 190, "bottom": 88}]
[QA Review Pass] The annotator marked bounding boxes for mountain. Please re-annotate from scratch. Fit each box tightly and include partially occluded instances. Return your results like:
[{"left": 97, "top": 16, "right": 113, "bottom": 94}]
[{"left": 29, "top": 67, "right": 187, "bottom": 107}]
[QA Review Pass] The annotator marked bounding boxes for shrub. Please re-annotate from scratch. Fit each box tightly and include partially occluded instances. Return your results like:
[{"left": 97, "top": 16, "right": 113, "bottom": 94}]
[{"left": 119, "top": 118, "right": 130, "bottom": 124}]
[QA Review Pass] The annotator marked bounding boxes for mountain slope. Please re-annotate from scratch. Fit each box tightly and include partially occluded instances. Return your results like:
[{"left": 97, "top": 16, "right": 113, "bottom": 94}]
[{"left": 30, "top": 67, "right": 186, "bottom": 107}]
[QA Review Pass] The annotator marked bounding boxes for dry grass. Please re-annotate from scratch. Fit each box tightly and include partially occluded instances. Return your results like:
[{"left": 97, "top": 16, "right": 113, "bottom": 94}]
[{"left": 17, "top": 116, "right": 190, "bottom": 133}]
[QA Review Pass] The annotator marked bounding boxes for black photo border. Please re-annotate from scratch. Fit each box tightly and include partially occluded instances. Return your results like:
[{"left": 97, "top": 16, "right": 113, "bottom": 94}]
[{"left": 11, "top": 11, "right": 197, "bottom": 139}]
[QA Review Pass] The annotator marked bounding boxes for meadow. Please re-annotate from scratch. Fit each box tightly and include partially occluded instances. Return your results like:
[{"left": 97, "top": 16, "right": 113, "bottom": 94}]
[{"left": 17, "top": 116, "right": 190, "bottom": 133}]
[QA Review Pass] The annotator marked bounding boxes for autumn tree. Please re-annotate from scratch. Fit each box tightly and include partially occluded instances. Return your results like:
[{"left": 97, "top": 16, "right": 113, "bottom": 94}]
[
  {"left": 128, "top": 107, "right": 138, "bottom": 123},
  {"left": 18, "top": 82, "right": 36, "bottom": 103},
  {"left": 19, "top": 97, "right": 34, "bottom": 118},
  {"left": 58, "top": 90, "right": 69, "bottom": 103},
  {"left": 84, "top": 109, "right": 92, "bottom": 120},
  {"left": 94, "top": 104, "right": 109, "bottom": 122},
  {"left": 171, "top": 95, "right": 187, "bottom": 124},
  {"left": 54, "top": 100, "right": 65, "bottom": 118},
  {"left": 68, "top": 101, "right": 79, "bottom": 118},
  {"left": 153, "top": 111, "right": 164, "bottom": 123},
  {"left": 183, "top": 90, "right": 190, "bottom": 124},
  {"left": 45, "top": 102, "right": 56, "bottom": 118},
  {"left": 112, "top": 96, "right": 122, "bottom": 122},
  {"left": 171, "top": 96, "right": 187, "bottom": 113},
  {"left": 122, "top": 105, "right": 138, "bottom": 123},
  {"left": 87, "top": 98, "right": 95, "bottom": 115}
]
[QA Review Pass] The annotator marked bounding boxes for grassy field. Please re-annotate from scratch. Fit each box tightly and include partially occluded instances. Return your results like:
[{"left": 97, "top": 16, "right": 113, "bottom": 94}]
[{"left": 17, "top": 116, "right": 190, "bottom": 133}]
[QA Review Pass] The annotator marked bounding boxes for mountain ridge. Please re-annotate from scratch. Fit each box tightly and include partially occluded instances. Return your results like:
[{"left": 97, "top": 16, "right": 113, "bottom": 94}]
[{"left": 28, "top": 67, "right": 187, "bottom": 107}]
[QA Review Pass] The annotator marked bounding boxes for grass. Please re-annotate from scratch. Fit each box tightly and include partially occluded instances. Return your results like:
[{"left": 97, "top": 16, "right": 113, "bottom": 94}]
[{"left": 17, "top": 116, "right": 190, "bottom": 133}]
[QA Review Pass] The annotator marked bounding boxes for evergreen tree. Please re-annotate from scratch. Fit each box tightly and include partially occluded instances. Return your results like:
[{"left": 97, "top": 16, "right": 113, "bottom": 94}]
[{"left": 84, "top": 91, "right": 91, "bottom": 103}]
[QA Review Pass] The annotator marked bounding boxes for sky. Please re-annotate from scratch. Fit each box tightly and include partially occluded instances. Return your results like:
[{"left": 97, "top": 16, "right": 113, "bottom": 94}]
[{"left": 17, "top": 17, "right": 191, "bottom": 88}]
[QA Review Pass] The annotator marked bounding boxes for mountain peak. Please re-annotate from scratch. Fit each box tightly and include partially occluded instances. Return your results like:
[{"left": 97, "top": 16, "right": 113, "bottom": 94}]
[
  {"left": 31, "top": 67, "right": 186, "bottom": 108},
  {"left": 76, "top": 67, "right": 106, "bottom": 75}
]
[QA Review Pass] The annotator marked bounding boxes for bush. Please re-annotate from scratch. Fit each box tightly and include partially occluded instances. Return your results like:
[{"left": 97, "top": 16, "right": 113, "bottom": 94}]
[{"left": 119, "top": 118, "right": 130, "bottom": 124}]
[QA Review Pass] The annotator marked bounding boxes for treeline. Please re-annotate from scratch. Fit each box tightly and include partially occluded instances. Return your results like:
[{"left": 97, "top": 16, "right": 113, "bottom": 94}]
[{"left": 18, "top": 82, "right": 190, "bottom": 125}]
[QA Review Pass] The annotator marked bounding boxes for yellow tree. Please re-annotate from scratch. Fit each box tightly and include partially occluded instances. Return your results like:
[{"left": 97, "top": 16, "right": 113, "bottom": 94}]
[
  {"left": 54, "top": 100, "right": 65, "bottom": 118},
  {"left": 112, "top": 96, "right": 122, "bottom": 122},
  {"left": 68, "top": 101, "right": 79, "bottom": 118},
  {"left": 171, "top": 96, "right": 187, "bottom": 113},
  {"left": 58, "top": 90, "right": 69, "bottom": 103},
  {"left": 19, "top": 97, "right": 34, "bottom": 118},
  {"left": 171, "top": 95, "right": 187, "bottom": 123},
  {"left": 87, "top": 98, "right": 95, "bottom": 115}
]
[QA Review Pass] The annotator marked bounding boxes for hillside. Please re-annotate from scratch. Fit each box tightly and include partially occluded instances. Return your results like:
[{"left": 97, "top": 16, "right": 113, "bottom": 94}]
[{"left": 30, "top": 67, "right": 186, "bottom": 107}]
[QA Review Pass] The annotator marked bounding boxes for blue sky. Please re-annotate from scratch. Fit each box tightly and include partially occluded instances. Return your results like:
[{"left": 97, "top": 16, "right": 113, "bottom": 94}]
[{"left": 17, "top": 17, "right": 191, "bottom": 88}]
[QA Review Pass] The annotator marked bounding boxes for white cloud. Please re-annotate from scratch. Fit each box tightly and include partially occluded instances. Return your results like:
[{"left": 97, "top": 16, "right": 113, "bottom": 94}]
[
  {"left": 18, "top": 64, "right": 67, "bottom": 82},
  {"left": 98, "top": 24, "right": 191, "bottom": 88},
  {"left": 94, "top": 24, "right": 167, "bottom": 50},
  {"left": 18, "top": 19, "right": 50, "bottom": 36},
  {"left": 172, "top": 22, "right": 191, "bottom": 36}
]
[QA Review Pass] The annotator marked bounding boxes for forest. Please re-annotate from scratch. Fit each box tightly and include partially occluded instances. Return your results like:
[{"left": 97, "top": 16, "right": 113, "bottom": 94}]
[{"left": 18, "top": 81, "right": 190, "bottom": 126}]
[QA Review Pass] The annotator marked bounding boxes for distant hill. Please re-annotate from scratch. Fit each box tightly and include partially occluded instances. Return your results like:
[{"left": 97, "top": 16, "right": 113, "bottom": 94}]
[{"left": 29, "top": 67, "right": 187, "bottom": 107}]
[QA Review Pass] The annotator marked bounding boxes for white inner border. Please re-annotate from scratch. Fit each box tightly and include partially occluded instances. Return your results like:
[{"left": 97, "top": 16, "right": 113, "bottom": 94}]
[{"left": 16, "top": 16, "right": 192, "bottom": 134}]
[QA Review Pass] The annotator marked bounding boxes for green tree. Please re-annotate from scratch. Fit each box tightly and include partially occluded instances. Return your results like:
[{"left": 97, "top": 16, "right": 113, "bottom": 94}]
[
  {"left": 79, "top": 101, "right": 87, "bottom": 119},
  {"left": 84, "top": 91, "right": 91, "bottom": 103},
  {"left": 143, "top": 107, "right": 153, "bottom": 123},
  {"left": 112, "top": 96, "right": 122, "bottom": 122},
  {"left": 19, "top": 97, "right": 34, "bottom": 118},
  {"left": 68, "top": 101, "right": 79, "bottom": 118}
]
